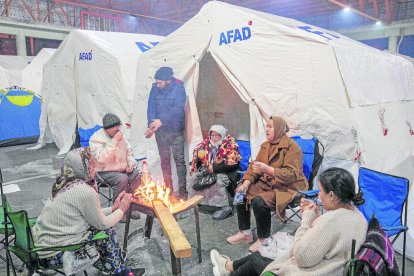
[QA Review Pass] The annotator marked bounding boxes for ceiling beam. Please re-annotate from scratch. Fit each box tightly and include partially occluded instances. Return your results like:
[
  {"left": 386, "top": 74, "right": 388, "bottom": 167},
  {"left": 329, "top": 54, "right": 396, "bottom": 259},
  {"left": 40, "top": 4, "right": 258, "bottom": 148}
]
[
  {"left": 54, "top": 0, "right": 184, "bottom": 24},
  {"left": 328, "top": 0, "right": 385, "bottom": 23}
]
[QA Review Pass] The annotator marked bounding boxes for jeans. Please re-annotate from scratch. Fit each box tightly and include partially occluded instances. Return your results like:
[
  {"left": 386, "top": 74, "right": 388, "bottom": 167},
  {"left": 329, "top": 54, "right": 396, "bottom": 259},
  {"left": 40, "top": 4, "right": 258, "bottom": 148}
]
[
  {"left": 236, "top": 196, "right": 272, "bottom": 239},
  {"left": 155, "top": 129, "right": 187, "bottom": 194},
  {"left": 231, "top": 252, "right": 273, "bottom": 276}
]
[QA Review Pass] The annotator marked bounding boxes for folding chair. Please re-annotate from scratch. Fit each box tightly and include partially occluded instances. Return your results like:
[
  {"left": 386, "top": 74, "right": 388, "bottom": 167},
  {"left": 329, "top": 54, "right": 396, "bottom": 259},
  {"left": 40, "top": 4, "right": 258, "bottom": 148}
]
[
  {"left": 78, "top": 125, "right": 102, "bottom": 147},
  {"left": 357, "top": 167, "right": 409, "bottom": 276},
  {"left": 236, "top": 140, "right": 251, "bottom": 177},
  {"left": 0, "top": 168, "right": 36, "bottom": 268},
  {"left": 95, "top": 173, "right": 115, "bottom": 207},
  {"left": 4, "top": 208, "right": 108, "bottom": 276},
  {"left": 284, "top": 135, "right": 324, "bottom": 223}
]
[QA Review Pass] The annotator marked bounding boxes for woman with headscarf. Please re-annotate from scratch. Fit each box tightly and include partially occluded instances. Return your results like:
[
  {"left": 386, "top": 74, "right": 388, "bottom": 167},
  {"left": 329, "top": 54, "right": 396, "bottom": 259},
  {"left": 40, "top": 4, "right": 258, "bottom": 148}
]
[
  {"left": 211, "top": 168, "right": 367, "bottom": 276},
  {"left": 187, "top": 124, "right": 241, "bottom": 220},
  {"left": 32, "top": 147, "right": 144, "bottom": 276},
  {"left": 226, "top": 116, "right": 308, "bottom": 253}
]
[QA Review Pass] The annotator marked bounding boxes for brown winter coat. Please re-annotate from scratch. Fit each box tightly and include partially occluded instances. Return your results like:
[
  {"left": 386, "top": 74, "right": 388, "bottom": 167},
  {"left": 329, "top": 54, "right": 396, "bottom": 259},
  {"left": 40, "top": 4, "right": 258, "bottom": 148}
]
[{"left": 243, "top": 134, "right": 308, "bottom": 222}]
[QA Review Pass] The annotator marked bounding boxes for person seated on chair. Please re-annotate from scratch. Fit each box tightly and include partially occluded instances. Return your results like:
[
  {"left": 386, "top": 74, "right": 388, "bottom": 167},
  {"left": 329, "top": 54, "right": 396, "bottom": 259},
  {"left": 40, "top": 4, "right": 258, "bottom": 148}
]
[
  {"left": 32, "top": 148, "right": 145, "bottom": 276},
  {"left": 187, "top": 124, "right": 241, "bottom": 220},
  {"left": 89, "top": 113, "right": 140, "bottom": 219},
  {"left": 211, "top": 167, "right": 368, "bottom": 276},
  {"left": 227, "top": 115, "right": 308, "bottom": 253}
]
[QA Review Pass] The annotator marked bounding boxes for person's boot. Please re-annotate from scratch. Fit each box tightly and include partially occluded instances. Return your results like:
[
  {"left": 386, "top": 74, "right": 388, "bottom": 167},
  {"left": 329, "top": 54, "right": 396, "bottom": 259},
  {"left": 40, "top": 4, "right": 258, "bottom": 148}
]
[{"left": 212, "top": 206, "right": 233, "bottom": 220}]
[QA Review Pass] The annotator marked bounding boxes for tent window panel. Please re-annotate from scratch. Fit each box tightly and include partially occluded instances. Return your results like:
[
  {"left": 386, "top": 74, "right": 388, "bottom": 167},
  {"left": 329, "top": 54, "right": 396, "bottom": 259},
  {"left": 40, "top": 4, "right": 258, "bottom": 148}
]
[{"left": 196, "top": 53, "right": 250, "bottom": 140}]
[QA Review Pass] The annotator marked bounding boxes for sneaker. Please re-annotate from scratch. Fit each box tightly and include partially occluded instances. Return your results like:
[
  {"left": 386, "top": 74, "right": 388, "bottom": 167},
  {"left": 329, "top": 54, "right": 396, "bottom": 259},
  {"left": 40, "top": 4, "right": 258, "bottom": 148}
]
[
  {"left": 210, "top": 249, "right": 230, "bottom": 276},
  {"left": 226, "top": 231, "right": 253, "bottom": 245},
  {"left": 248, "top": 239, "right": 263, "bottom": 253}
]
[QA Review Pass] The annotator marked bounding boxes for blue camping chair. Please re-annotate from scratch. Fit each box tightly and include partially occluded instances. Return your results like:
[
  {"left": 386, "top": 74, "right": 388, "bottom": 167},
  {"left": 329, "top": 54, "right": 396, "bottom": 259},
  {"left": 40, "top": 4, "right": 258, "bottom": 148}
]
[
  {"left": 284, "top": 135, "right": 324, "bottom": 223},
  {"left": 358, "top": 167, "right": 409, "bottom": 276},
  {"left": 236, "top": 140, "right": 251, "bottom": 177},
  {"left": 78, "top": 125, "right": 102, "bottom": 147},
  {"left": 235, "top": 136, "right": 324, "bottom": 223}
]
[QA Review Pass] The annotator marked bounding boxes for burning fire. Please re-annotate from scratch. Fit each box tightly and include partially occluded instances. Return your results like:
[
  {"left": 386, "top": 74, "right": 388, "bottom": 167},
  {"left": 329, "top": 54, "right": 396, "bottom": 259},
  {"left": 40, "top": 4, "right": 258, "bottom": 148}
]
[{"left": 134, "top": 177, "right": 185, "bottom": 212}]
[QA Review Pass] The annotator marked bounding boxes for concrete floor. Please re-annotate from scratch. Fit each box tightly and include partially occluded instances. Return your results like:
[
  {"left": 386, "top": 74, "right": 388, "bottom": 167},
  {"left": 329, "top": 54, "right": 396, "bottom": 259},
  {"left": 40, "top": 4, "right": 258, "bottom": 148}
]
[{"left": 0, "top": 143, "right": 413, "bottom": 276}]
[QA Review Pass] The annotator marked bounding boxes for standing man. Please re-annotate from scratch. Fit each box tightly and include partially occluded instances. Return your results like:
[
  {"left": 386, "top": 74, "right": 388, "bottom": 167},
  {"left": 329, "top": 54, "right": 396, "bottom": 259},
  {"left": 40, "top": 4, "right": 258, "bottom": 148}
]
[
  {"left": 145, "top": 67, "right": 187, "bottom": 199},
  {"left": 90, "top": 113, "right": 141, "bottom": 219}
]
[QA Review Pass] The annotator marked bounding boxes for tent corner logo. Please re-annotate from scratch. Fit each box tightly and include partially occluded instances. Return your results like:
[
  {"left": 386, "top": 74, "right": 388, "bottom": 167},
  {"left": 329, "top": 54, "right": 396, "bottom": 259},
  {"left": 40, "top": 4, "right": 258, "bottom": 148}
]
[
  {"left": 298, "top": 26, "right": 340, "bottom": 40},
  {"left": 219, "top": 21, "right": 252, "bottom": 46},
  {"left": 136, "top": 41, "right": 160, "bottom": 52},
  {"left": 79, "top": 50, "right": 93, "bottom": 61}
]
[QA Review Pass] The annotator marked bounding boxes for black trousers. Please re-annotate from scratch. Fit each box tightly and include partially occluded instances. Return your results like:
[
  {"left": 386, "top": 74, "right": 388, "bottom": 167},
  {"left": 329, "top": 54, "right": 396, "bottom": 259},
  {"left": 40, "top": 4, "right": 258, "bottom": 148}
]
[
  {"left": 155, "top": 129, "right": 187, "bottom": 194},
  {"left": 231, "top": 252, "right": 273, "bottom": 276},
  {"left": 236, "top": 196, "right": 272, "bottom": 239}
]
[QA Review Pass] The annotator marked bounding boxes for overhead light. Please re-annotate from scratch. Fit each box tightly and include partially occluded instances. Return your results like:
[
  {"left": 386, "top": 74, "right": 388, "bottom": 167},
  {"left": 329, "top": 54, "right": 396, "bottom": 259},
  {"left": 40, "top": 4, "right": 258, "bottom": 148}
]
[
  {"left": 376, "top": 21, "right": 382, "bottom": 25},
  {"left": 344, "top": 7, "right": 351, "bottom": 12}
]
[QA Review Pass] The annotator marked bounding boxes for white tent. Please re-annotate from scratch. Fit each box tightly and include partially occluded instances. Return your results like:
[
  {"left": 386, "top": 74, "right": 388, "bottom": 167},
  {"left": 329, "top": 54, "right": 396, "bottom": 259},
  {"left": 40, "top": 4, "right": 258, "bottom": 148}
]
[
  {"left": 36, "top": 30, "right": 163, "bottom": 154},
  {"left": 22, "top": 48, "right": 56, "bottom": 95},
  {"left": 130, "top": 1, "right": 414, "bottom": 259},
  {"left": 0, "top": 55, "right": 33, "bottom": 88}
]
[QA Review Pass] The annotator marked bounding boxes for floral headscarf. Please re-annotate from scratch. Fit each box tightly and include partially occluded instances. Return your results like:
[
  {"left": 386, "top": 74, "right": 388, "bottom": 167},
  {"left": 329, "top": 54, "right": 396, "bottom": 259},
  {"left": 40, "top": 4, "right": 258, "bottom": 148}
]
[
  {"left": 190, "top": 133, "right": 241, "bottom": 175},
  {"left": 52, "top": 147, "right": 96, "bottom": 198}
]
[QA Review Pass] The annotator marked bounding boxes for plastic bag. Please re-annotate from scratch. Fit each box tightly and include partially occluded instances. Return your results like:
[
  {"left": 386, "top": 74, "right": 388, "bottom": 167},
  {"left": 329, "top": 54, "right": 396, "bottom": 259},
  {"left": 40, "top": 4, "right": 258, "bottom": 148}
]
[
  {"left": 259, "top": 232, "right": 294, "bottom": 260},
  {"left": 62, "top": 245, "right": 100, "bottom": 275}
]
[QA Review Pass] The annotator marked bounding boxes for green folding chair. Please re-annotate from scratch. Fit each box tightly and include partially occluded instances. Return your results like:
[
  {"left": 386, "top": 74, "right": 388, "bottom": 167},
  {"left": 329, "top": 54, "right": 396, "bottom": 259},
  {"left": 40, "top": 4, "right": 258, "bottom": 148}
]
[{"left": 4, "top": 208, "right": 108, "bottom": 276}]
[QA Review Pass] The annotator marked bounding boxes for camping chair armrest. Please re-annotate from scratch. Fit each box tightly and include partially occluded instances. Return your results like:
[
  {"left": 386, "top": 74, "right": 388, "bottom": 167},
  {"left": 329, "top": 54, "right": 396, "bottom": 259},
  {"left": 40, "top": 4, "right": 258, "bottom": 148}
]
[
  {"left": 91, "top": 231, "right": 109, "bottom": 241},
  {"left": 298, "top": 189, "right": 319, "bottom": 197},
  {"left": 33, "top": 232, "right": 109, "bottom": 253},
  {"left": 382, "top": 225, "right": 408, "bottom": 232},
  {"left": 28, "top": 217, "right": 37, "bottom": 227}
]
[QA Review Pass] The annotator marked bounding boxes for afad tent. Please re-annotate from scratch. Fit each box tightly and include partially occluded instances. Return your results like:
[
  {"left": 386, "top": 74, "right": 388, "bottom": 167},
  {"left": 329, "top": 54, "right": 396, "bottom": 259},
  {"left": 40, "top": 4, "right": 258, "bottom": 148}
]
[
  {"left": 130, "top": 1, "right": 414, "bottom": 258},
  {"left": 22, "top": 48, "right": 56, "bottom": 96},
  {"left": 21, "top": 48, "right": 56, "bottom": 147},
  {"left": 0, "top": 55, "right": 32, "bottom": 88},
  {"left": 0, "top": 55, "right": 37, "bottom": 146},
  {"left": 36, "top": 30, "right": 163, "bottom": 154}
]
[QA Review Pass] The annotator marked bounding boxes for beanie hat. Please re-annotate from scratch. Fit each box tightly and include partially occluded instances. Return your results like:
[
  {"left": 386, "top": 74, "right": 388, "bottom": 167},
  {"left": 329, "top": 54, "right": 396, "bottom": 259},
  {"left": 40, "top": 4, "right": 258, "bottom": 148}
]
[
  {"left": 154, "top": 67, "right": 173, "bottom": 81},
  {"left": 103, "top": 113, "right": 121, "bottom": 129}
]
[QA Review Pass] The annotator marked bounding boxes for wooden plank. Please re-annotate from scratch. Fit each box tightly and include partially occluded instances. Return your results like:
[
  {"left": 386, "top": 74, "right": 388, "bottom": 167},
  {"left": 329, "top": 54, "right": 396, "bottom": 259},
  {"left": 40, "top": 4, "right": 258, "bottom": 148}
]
[
  {"left": 171, "top": 195, "right": 204, "bottom": 215},
  {"left": 152, "top": 200, "right": 192, "bottom": 258}
]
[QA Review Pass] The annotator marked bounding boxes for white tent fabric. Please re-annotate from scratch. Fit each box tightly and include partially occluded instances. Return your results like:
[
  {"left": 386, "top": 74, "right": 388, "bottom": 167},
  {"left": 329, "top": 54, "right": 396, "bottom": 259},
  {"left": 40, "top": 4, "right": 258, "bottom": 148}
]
[
  {"left": 130, "top": 1, "right": 414, "bottom": 259},
  {"left": 21, "top": 48, "right": 56, "bottom": 148},
  {"left": 22, "top": 48, "right": 56, "bottom": 96},
  {"left": 0, "top": 55, "right": 33, "bottom": 88},
  {"left": 37, "top": 30, "right": 163, "bottom": 154}
]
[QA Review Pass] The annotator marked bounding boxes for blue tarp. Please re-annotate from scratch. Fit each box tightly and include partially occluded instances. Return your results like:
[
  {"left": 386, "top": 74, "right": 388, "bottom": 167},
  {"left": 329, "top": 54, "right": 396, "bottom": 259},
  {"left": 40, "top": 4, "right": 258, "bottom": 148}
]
[{"left": 0, "top": 88, "right": 41, "bottom": 146}]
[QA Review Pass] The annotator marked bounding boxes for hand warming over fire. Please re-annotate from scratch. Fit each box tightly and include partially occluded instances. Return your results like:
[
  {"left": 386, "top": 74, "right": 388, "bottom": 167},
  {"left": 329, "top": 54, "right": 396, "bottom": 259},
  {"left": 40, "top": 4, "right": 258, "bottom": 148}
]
[
  {"left": 117, "top": 192, "right": 133, "bottom": 213},
  {"left": 111, "top": 191, "right": 126, "bottom": 212}
]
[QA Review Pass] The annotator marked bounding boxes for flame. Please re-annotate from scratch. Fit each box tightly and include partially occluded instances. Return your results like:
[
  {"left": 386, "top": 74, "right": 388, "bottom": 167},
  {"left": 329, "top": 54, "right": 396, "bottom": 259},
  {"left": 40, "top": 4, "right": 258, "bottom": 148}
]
[{"left": 134, "top": 177, "right": 184, "bottom": 212}]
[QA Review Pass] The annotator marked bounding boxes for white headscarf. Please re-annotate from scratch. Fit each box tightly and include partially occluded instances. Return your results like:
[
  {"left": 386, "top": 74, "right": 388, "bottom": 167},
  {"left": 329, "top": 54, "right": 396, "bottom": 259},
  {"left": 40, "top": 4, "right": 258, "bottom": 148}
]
[
  {"left": 209, "top": 124, "right": 228, "bottom": 145},
  {"left": 208, "top": 124, "right": 228, "bottom": 163}
]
